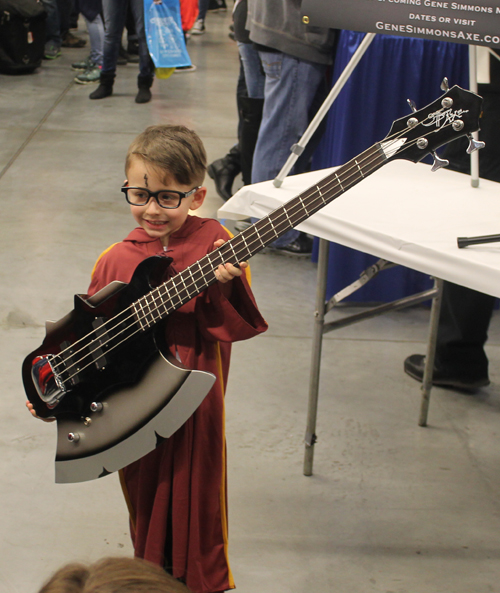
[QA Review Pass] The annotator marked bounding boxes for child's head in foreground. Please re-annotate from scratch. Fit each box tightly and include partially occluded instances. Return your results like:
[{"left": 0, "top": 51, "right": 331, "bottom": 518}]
[
  {"left": 124, "top": 125, "right": 208, "bottom": 246},
  {"left": 37, "top": 556, "right": 191, "bottom": 593}
]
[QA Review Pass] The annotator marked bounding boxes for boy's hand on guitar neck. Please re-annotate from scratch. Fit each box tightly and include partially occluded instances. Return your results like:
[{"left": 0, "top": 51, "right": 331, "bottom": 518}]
[
  {"left": 212, "top": 239, "right": 248, "bottom": 299},
  {"left": 212, "top": 238, "right": 248, "bottom": 283}
]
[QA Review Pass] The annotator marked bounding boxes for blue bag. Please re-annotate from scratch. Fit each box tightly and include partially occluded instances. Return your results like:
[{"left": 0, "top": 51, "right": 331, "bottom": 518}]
[{"left": 144, "top": 0, "right": 191, "bottom": 71}]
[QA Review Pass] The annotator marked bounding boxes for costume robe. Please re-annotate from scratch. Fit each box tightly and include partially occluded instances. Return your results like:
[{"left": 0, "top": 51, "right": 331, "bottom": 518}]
[{"left": 87, "top": 216, "right": 268, "bottom": 593}]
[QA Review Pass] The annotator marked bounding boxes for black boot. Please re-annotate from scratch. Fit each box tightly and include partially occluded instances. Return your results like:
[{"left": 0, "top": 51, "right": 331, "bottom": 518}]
[
  {"left": 135, "top": 74, "right": 153, "bottom": 104},
  {"left": 238, "top": 95, "right": 264, "bottom": 185},
  {"left": 207, "top": 145, "right": 241, "bottom": 201},
  {"left": 89, "top": 71, "right": 115, "bottom": 100}
]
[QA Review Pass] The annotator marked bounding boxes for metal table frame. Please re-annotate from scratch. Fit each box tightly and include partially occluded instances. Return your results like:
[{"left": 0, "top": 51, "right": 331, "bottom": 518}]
[
  {"left": 271, "top": 39, "right": 480, "bottom": 476},
  {"left": 221, "top": 38, "right": 485, "bottom": 477},
  {"left": 303, "top": 240, "right": 444, "bottom": 476}
]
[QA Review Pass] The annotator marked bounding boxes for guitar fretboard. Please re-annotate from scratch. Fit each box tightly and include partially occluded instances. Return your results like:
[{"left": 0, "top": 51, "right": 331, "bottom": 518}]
[{"left": 131, "top": 143, "right": 387, "bottom": 330}]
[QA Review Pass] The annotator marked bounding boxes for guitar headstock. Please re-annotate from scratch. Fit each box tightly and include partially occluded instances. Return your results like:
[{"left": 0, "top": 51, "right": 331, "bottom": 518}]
[{"left": 382, "top": 85, "right": 483, "bottom": 164}]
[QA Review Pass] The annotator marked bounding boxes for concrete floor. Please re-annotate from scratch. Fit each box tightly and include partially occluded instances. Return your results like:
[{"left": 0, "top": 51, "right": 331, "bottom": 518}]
[{"left": 2, "top": 12, "right": 500, "bottom": 593}]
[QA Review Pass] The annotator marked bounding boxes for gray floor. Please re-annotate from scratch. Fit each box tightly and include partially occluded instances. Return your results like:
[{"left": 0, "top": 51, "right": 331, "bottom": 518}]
[{"left": 2, "top": 12, "right": 500, "bottom": 593}]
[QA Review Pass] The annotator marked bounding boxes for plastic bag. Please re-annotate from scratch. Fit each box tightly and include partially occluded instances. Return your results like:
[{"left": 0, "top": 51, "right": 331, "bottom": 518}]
[{"left": 144, "top": 0, "right": 191, "bottom": 75}]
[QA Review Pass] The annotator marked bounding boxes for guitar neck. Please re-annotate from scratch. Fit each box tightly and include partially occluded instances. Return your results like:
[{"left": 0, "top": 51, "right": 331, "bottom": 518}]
[{"left": 131, "top": 142, "right": 388, "bottom": 331}]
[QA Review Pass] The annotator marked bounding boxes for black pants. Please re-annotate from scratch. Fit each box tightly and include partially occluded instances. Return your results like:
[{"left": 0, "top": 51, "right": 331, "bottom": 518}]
[
  {"left": 436, "top": 282, "right": 495, "bottom": 379},
  {"left": 435, "top": 90, "right": 500, "bottom": 377}
]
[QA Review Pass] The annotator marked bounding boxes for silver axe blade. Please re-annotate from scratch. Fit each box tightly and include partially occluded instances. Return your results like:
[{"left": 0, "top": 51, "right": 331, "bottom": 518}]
[{"left": 54, "top": 352, "right": 215, "bottom": 484}]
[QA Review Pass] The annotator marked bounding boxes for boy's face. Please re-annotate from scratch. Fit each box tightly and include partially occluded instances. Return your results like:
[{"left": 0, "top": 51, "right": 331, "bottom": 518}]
[{"left": 126, "top": 156, "right": 206, "bottom": 246}]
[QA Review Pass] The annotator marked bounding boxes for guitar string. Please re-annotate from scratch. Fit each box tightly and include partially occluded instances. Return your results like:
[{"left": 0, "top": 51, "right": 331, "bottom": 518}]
[
  {"left": 51, "top": 120, "right": 450, "bottom": 384},
  {"left": 50, "top": 117, "right": 457, "bottom": 385},
  {"left": 56, "top": 133, "right": 404, "bottom": 365},
  {"left": 48, "top": 145, "right": 391, "bottom": 378}
]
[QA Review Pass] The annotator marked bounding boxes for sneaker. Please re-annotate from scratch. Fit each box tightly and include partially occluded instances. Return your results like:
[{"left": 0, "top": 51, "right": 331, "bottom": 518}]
[
  {"left": 174, "top": 65, "right": 197, "bottom": 73},
  {"left": 72, "top": 55, "right": 94, "bottom": 71},
  {"left": 62, "top": 31, "right": 86, "bottom": 48},
  {"left": 234, "top": 219, "right": 252, "bottom": 232},
  {"left": 190, "top": 19, "right": 205, "bottom": 35},
  {"left": 268, "top": 233, "right": 313, "bottom": 257},
  {"left": 74, "top": 65, "right": 101, "bottom": 84},
  {"left": 44, "top": 42, "right": 61, "bottom": 60}
]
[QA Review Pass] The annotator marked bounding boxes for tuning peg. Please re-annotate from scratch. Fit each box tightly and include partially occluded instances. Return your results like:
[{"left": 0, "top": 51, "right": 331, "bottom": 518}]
[
  {"left": 440, "top": 77, "right": 450, "bottom": 92},
  {"left": 431, "top": 152, "right": 449, "bottom": 172},
  {"left": 466, "top": 134, "right": 485, "bottom": 154},
  {"left": 407, "top": 98, "right": 417, "bottom": 113}
]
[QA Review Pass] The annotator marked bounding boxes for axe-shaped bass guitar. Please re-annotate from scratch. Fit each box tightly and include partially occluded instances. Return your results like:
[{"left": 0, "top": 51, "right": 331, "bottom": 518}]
[{"left": 22, "top": 85, "right": 483, "bottom": 483}]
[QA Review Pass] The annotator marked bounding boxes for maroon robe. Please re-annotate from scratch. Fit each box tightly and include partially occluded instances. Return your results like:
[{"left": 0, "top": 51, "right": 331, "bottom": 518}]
[{"left": 87, "top": 217, "right": 267, "bottom": 593}]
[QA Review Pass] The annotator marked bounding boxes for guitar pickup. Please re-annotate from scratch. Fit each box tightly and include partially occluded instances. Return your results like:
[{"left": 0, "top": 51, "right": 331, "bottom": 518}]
[
  {"left": 91, "top": 318, "right": 109, "bottom": 370},
  {"left": 60, "top": 341, "right": 81, "bottom": 386}
]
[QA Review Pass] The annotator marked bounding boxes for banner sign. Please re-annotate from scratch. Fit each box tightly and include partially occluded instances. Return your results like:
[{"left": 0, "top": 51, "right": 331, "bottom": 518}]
[{"left": 301, "top": 0, "right": 500, "bottom": 48}]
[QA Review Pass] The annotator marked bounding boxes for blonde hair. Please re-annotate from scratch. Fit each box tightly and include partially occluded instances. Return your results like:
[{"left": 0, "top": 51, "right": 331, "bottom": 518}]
[
  {"left": 126, "top": 125, "right": 207, "bottom": 186},
  {"left": 38, "top": 557, "right": 191, "bottom": 593}
]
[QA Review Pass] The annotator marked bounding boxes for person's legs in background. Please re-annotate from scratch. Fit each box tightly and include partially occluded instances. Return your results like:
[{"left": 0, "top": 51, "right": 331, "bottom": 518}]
[
  {"left": 236, "top": 42, "right": 264, "bottom": 187},
  {"left": 405, "top": 282, "right": 494, "bottom": 390},
  {"left": 58, "top": 0, "right": 87, "bottom": 47},
  {"left": 191, "top": 0, "right": 209, "bottom": 35},
  {"left": 74, "top": 12, "right": 104, "bottom": 83},
  {"left": 208, "top": 44, "right": 264, "bottom": 201},
  {"left": 69, "top": 0, "right": 79, "bottom": 28},
  {"left": 128, "top": 0, "right": 154, "bottom": 103},
  {"left": 90, "top": 0, "right": 126, "bottom": 99},
  {"left": 251, "top": 50, "right": 326, "bottom": 254},
  {"left": 121, "top": 3, "right": 139, "bottom": 63},
  {"left": 40, "top": 0, "right": 62, "bottom": 59}
]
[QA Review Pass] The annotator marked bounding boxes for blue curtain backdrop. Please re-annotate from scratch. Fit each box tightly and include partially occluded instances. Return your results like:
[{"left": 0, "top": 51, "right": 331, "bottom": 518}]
[{"left": 311, "top": 31, "right": 469, "bottom": 302}]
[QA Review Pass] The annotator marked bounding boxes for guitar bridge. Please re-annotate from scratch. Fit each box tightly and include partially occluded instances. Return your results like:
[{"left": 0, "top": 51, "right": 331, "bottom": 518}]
[{"left": 31, "top": 354, "right": 68, "bottom": 409}]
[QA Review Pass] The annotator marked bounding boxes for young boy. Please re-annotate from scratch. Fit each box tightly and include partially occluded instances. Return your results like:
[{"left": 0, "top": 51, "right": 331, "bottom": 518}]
[{"left": 28, "top": 125, "right": 268, "bottom": 593}]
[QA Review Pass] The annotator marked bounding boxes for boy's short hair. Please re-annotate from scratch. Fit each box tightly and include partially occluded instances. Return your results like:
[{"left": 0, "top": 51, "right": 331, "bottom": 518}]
[{"left": 126, "top": 125, "right": 207, "bottom": 187}]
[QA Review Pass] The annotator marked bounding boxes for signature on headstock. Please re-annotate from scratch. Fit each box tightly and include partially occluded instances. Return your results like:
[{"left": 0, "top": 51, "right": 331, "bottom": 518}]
[{"left": 422, "top": 108, "right": 470, "bottom": 129}]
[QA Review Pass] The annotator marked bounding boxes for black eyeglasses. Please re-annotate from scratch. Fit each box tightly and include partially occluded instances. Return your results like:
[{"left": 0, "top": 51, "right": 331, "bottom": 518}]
[{"left": 121, "top": 185, "right": 201, "bottom": 209}]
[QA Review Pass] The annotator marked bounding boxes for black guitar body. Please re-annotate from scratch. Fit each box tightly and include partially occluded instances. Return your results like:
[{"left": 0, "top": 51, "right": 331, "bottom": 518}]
[
  {"left": 23, "top": 255, "right": 176, "bottom": 421},
  {"left": 23, "top": 255, "right": 217, "bottom": 483}
]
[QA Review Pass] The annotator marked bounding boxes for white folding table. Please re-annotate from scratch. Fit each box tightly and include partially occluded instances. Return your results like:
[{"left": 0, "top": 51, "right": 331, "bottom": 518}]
[{"left": 218, "top": 160, "right": 500, "bottom": 474}]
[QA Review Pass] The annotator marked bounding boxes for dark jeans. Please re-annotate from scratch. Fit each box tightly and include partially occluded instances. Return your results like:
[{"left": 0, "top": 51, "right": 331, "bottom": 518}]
[
  {"left": 101, "top": 0, "right": 152, "bottom": 77},
  {"left": 57, "top": 0, "right": 71, "bottom": 39},
  {"left": 198, "top": 0, "right": 209, "bottom": 21},
  {"left": 40, "top": 0, "right": 61, "bottom": 47}
]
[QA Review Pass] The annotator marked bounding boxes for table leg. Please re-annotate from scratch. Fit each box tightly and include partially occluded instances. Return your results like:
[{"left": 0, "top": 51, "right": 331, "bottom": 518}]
[
  {"left": 304, "top": 238, "right": 329, "bottom": 476},
  {"left": 418, "top": 277, "right": 444, "bottom": 427}
]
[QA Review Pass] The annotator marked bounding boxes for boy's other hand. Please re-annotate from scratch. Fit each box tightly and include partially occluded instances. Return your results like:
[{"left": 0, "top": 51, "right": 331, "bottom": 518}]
[{"left": 26, "top": 400, "right": 56, "bottom": 422}]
